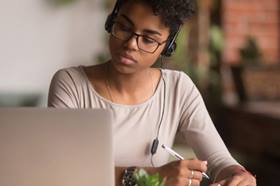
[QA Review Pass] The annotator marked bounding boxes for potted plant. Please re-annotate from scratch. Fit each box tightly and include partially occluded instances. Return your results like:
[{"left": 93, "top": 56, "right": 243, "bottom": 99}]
[{"left": 231, "top": 36, "right": 262, "bottom": 102}]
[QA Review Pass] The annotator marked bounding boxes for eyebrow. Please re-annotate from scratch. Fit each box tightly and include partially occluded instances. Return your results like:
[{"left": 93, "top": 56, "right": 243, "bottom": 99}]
[{"left": 120, "top": 14, "right": 162, "bottom": 36}]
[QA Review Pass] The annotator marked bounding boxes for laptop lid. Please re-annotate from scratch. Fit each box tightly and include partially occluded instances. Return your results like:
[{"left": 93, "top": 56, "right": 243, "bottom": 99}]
[{"left": 0, "top": 108, "right": 114, "bottom": 186}]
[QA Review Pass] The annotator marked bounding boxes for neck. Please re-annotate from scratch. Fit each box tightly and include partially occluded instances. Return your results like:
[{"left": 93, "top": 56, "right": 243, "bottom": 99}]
[
  {"left": 106, "top": 63, "right": 153, "bottom": 94},
  {"left": 105, "top": 62, "right": 155, "bottom": 104}
]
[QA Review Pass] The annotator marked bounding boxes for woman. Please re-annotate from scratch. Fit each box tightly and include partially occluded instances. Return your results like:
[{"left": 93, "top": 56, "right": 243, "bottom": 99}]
[{"left": 48, "top": 0, "right": 256, "bottom": 185}]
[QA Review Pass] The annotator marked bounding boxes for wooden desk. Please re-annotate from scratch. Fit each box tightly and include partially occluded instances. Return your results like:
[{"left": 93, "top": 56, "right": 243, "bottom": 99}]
[{"left": 221, "top": 102, "right": 280, "bottom": 186}]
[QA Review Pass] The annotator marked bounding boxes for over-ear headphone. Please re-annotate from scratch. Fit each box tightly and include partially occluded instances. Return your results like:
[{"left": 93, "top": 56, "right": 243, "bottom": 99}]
[
  {"left": 105, "top": 0, "right": 121, "bottom": 33},
  {"left": 104, "top": 0, "right": 181, "bottom": 57},
  {"left": 161, "top": 28, "right": 180, "bottom": 57}
]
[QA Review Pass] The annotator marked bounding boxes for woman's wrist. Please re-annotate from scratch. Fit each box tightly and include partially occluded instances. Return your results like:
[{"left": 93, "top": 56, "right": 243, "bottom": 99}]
[
  {"left": 229, "top": 166, "right": 254, "bottom": 177},
  {"left": 216, "top": 165, "right": 244, "bottom": 181},
  {"left": 216, "top": 165, "right": 255, "bottom": 182}
]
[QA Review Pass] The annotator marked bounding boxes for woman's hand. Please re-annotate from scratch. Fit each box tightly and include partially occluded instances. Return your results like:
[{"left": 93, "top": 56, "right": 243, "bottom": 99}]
[
  {"left": 155, "top": 159, "right": 207, "bottom": 186},
  {"left": 210, "top": 167, "right": 256, "bottom": 186}
]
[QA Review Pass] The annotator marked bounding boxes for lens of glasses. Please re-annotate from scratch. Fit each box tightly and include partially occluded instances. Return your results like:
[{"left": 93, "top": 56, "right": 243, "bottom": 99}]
[
  {"left": 111, "top": 22, "right": 160, "bottom": 53},
  {"left": 138, "top": 36, "right": 159, "bottom": 53},
  {"left": 111, "top": 23, "right": 131, "bottom": 40}
]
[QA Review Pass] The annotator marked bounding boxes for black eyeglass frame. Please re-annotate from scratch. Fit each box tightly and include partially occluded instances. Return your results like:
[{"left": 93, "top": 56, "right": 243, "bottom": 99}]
[{"left": 110, "top": 22, "right": 168, "bottom": 54}]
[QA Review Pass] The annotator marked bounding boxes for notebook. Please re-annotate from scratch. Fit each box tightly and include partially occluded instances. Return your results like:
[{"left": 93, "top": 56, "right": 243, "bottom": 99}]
[{"left": 0, "top": 108, "right": 114, "bottom": 186}]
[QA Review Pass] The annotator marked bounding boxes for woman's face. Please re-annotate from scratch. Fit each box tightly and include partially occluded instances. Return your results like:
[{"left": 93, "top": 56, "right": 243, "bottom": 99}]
[{"left": 109, "top": 1, "right": 170, "bottom": 74}]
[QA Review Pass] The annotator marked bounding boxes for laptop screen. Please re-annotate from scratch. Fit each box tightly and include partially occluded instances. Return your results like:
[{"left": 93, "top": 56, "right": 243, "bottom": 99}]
[{"left": 0, "top": 108, "right": 114, "bottom": 186}]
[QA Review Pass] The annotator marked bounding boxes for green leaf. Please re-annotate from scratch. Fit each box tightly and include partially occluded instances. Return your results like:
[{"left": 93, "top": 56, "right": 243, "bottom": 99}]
[{"left": 134, "top": 169, "right": 165, "bottom": 186}]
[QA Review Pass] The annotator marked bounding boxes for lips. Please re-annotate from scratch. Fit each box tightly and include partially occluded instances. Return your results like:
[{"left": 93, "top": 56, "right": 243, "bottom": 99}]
[{"left": 119, "top": 53, "right": 137, "bottom": 65}]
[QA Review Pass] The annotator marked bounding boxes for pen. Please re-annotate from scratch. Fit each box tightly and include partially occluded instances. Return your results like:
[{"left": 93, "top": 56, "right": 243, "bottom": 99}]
[{"left": 162, "top": 144, "right": 210, "bottom": 179}]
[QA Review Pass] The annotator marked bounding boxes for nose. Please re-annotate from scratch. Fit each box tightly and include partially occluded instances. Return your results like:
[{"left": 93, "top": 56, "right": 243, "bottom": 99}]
[{"left": 123, "top": 35, "right": 139, "bottom": 51}]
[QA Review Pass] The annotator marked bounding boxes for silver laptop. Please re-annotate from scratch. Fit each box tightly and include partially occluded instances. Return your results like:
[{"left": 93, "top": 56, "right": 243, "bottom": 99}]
[{"left": 0, "top": 108, "right": 114, "bottom": 186}]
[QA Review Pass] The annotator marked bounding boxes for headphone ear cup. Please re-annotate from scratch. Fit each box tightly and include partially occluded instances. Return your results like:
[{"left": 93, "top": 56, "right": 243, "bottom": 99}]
[
  {"left": 105, "top": 14, "right": 114, "bottom": 33},
  {"left": 105, "top": 0, "right": 121, "bottom": 33},
  {"left": 162, "top": 42, "right": 176, "bottom": 57},
  {"left": 171, "top": 42, "right": 177, "bottom": 53}
]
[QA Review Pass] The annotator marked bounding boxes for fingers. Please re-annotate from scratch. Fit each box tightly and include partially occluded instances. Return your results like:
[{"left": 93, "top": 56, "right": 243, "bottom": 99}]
[
  {"left": 170, "top": 160, "right": 207, "bottom": 176},
  {"left": 159, "top": 159, "right": 208, "bottom": 186},
  {"left": 165, "top": 177, "right": 200, "bottom": 186},
  {"left": 187, "top": 170, "right": 203, "bottom": 181},
  {"left": 186, "top": 178, "right": 200, "bottom": 186},
  {"left": 173, "top": 160, "right": 206, "bottom": 181},
  {"left": 180, "top": 160, "right": 207, "bottom": 185},
  {"left": 180, "top": 159, "right": 208, "bottom": 172}
]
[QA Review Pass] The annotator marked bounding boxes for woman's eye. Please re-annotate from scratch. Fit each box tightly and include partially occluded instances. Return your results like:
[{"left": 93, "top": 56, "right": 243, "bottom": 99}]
[{"left": 142, "top": 37, "right": 156, "bottom": 44}]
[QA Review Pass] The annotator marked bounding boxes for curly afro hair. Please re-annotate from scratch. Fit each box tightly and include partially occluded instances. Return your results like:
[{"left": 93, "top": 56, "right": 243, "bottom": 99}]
[{"left": 118, "top": 0, "right": 196, "bottom": 35}]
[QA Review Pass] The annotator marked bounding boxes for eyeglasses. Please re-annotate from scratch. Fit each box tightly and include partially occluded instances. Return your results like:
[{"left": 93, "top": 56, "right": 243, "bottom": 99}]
[{"left": 111, "top": 22, "right": 167, "bottom": 53}]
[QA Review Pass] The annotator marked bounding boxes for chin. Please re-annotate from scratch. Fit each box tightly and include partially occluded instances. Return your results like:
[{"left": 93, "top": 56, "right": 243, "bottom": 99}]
[{"left": 110, "top": 59, "right": 137, "bottom": 75}]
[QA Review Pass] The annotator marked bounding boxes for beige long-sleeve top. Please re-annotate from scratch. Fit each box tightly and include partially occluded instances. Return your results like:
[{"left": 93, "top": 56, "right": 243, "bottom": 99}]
[{"left": 48, "top": 66, "right": 240, "bottom": 179}]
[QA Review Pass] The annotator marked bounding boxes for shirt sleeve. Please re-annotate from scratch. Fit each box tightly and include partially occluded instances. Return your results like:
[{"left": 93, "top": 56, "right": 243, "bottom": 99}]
[
  {"left": 177, "top": 72, "right": 240, "bottom": 180},
  {"left": 48, "top": 69, "right": 79, "bottom": 108}
]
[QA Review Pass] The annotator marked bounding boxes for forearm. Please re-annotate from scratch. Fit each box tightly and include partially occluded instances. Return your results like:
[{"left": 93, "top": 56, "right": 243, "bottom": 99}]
[{"left": 115, "top": 166, "right": 157, "bottom": 186}]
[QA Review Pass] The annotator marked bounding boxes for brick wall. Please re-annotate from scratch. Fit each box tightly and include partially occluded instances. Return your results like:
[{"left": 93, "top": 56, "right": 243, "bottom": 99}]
[
  {"left": 222, "top": 0, "right": 280, "bottom": 64},
  {"left": 243, "top": 67, "right": 280, "bottom": 100}
]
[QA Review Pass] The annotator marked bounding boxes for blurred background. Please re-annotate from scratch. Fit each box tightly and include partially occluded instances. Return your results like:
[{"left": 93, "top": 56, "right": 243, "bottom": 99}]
[
  {"left": 0, "top": 0, "right": 279, "bottom": 185},
  {"left": 0, "top": 0, "right": 107, "bottom": 106}
]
